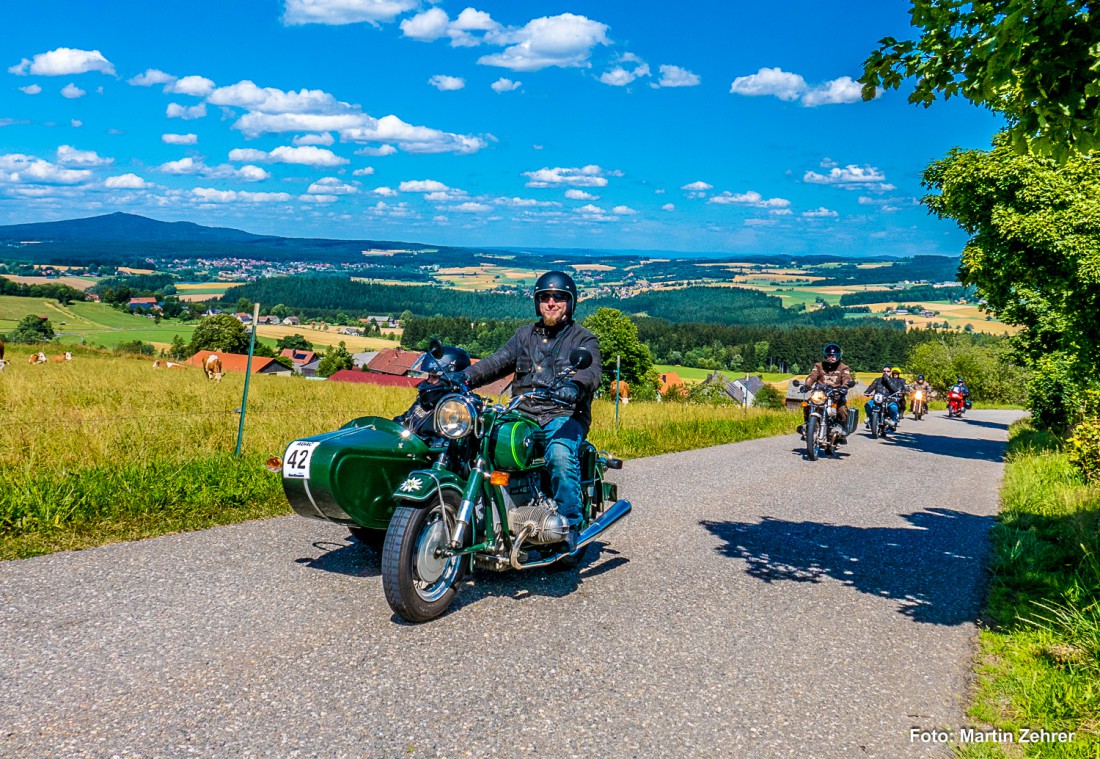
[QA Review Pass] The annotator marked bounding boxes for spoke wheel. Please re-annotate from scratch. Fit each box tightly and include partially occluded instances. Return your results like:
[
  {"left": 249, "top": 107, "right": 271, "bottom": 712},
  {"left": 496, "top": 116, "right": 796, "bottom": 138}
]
[
  {"left": 382, "top": 491, "right": 466, "bottom": 623},
  {"left": 869, "top": 411, "right": 880, "bottom": 439}
]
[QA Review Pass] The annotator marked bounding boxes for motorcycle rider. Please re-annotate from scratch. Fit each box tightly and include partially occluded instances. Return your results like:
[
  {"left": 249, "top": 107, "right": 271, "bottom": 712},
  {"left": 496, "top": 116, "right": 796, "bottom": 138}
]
[
  {"left": 454, "top": 271, "right": 602, "bottom": 549},
  {"left": 910, "top": 373, "right": 933, "bottom": 414},
  {"left": 865, "top": 365, "right": 906, "bottom": 429},
  {"left": 950, "top": 376, "right": 972, "bottom": 411},
  {"left": 395, "top": 344, "right": 471, "bottom": 437},
  {"left": 797, "top": 342, "right": 853, "bottom": 441}
]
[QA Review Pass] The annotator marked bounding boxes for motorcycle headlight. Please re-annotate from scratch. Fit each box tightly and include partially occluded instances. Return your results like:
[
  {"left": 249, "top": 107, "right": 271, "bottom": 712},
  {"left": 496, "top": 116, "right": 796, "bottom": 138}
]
[
  {"left": 874, "top": 392, "right": 884, "bottom": 403},
  {"left": 809, "top": 390, "right": 827, "bottom": 404},
  {"left": 914, "top": 391, "right": 924, "bottom": 400},
  {"left": 434, "top": 395, "right": 476, "bottom": 439}
]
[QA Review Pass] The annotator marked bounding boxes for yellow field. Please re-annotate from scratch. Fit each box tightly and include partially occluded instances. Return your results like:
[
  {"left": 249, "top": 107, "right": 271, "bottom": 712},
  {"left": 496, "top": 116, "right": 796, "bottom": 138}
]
[
  {"left": 434, "top": 264, "right": 540, "bottom": 290},
  {"left": 3, "top": 275, "right": 96, "bottom": 290},
  {"left": 117, "top": 267, "right": 155, "bottom": 275},
  {"left": 865, "top": 301, "right": 1020, "bottom": 334},
  {"left": 573, "top": 264, "right": 616, "bottom": 272},
  {"left": 255, "top": 323, "right": 402, "bottom": 351}
]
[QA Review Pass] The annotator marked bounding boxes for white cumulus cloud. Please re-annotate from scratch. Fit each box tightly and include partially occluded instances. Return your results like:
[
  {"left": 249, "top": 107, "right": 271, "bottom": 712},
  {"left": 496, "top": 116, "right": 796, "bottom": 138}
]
[
  {"left": 355, "top": 144, "right": 397, "bottom": 157},
  {"left": 372, "top": 186, "right": 398, "bottom": 197},
  {"left": 801, "top": 77, "right": 865, "bottom": 107},
  {"left": 680, "top": 180, "right": 713, "bottom": 192},
  {"left": 524, "top": 165, "right": 611, "bottom": 188},
  {"left": 478, "top": 13, "right": 610, "bottom": 72},
  {"left": 400, "top": 7, "right": 450, "bottom": 40},
  {"left": 157, "top": 156, "right": 270, "bottom": 181},
  {"left": 709, "top": 190, "right": 790, "bottom": 208},
  {"left": 307, "top": 177, "right": 358, "bottom": 195},
  {"left": 340, "top": 114, "right": 486, "bottom": 154},
  {"left": 19, "top": 84, "right": 41, "bottom": 95},
  {"left": 105, "top": 173, "right": 148, "bottom": 189},
  {"left": 209, "top": 80, "right": 351, "bottom": 115},
  {"left": 192, "top": 187, "right": 291, "bottom": 203},
  {"left": 600, "top": 61, "right": 650, "bottom": 87},
  {"left": 453, "top": 201, "right": 492, "bottom": 213},
  {"left": 657, "top": 65, "right": 700, "bottom": 88},
  {"left": 162, "top": 133, "right": 198, "bottom": 145},
  {"left": 429, "top": 74, "right": 465, "bottom": 91},
  {"left": 60, "top": 83, "right": 85, "bottom": 99},
  {"left": 228, "top": 146, "right": 348, "bottom": 166},
  {"left": 282, "top": 0, "right": 418, "bottom": 26},
  {"left": 167, "top": 102, "right": 207, "bottom": 120},
  {"left": 0, "top": 153, "right": 92, "bottom": 185},
  {"left": 803, "top": 164, "right": 893, "bottom": 191},
  {"left": 802, "top": 207, "right": 839, "bottom": 218},
  {"left": 661, "top": 203, "right": 675, "bottom": 211},
  {"left": 491, "top": 77, "right": 521, "bottom": 93},
  {"left": 128, "top": 69, "right": 176, "bottom": 86},
  {"left": 166, "top": 75, "right": 216, "bottom": 97},
  {"left": 399, "top": 179, "right": 449, "bottom": 193},
  {"left": 565, "top": 189, "right": 598, "bottom": 200},
  {"left": 56, "top": 145, "right": 112, "bottom": 166},
  {"left": 612, "top": 205, "right": 636, "bottom": 215},
  {"left": 292, "top": 132, "right": 334, "bottom": 146},
  {"left": 9, "top": 48, "right": 115, "bottom": 76},
  {"left": 351, "top": 167, "right": 374, "bottom": 176},
  {"left": 401, "top": 7, "right": 501, "bottom": 46},
  {"left": 729, "top": 67, "right": 806, "bottom": 101}
]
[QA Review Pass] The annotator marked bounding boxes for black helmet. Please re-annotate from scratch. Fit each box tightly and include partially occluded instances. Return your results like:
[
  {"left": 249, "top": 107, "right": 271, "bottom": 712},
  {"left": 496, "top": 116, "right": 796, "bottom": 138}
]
[
  {"left": 956, "top": 376, "right": 964, "bottom": 383},
  {"left": 533, "top": 270, "right": 578, "bottom": 319},
  {"left": 917, "top": 374, "right": 925, "bottom": 381},
  {"left": 426, "top": 344, "right": 470, "bottom": 374},
  {"left": 822, "top": 343, "right": 841, "bottom": 366}
]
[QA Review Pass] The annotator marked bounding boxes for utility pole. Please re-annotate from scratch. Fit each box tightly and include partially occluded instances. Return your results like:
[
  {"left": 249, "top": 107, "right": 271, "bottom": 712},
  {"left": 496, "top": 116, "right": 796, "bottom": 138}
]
[{"left": 614, "top": 355, "right": 621, "bottom": 433}]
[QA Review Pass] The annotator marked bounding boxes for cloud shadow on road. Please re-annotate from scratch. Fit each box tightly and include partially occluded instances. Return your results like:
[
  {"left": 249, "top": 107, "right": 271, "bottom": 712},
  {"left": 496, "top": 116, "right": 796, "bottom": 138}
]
[{"left": 700, "top": 508, "right": 995, "bottom": 625}]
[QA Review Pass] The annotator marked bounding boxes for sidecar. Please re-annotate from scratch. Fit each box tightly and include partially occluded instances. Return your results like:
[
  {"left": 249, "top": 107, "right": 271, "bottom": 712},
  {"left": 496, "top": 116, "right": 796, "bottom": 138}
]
[{"left": 277, "top": 416, "right": 436, "bottom": 531}]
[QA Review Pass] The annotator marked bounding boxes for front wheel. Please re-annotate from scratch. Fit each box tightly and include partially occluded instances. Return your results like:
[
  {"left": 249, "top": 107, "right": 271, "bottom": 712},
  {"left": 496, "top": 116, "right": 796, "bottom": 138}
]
[
  {"left": 805, "top": 416, "right": 820, "bottom": 460},
  {"left": 869, "top": 410, "right": 880, "bottom": 439},
  {"left": 382, "top": 493, "right": 466, "bottom": 624}
]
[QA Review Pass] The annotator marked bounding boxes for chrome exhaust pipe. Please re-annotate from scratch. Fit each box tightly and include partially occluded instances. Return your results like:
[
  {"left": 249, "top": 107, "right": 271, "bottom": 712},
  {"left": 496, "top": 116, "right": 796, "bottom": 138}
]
[
  {"left": 510, "top": 499, "right": 632, "bottom": 569},
  {"left": 575, "top": 498, "right": 631, "bottom": 551}
]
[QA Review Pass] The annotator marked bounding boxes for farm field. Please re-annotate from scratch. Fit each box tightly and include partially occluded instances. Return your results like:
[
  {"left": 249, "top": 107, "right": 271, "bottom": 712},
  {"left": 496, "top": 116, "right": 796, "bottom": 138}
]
[
  {"left": 254, "top": 323, "right": 400, "bottom": 352},
  {"left": 434, "top": 264, "right": 540, "bottom": 290},
  {"left": 2, "top": 275, "right": 96, "bottom": 290},
  {"left": 0, "top": 295, "right": 195, "bottom": 349},
  {"left": 175, "top": 282, "right": 240, "bottom": 302},
  {"left": 863, "top": 301, "right": 1019, "bottom": 334}
]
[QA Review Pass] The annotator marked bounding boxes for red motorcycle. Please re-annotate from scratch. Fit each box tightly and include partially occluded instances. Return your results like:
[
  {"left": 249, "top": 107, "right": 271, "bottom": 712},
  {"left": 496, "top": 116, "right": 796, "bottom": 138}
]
[{"left": 947, "top": 389, "right": 967, "bottom": 418}]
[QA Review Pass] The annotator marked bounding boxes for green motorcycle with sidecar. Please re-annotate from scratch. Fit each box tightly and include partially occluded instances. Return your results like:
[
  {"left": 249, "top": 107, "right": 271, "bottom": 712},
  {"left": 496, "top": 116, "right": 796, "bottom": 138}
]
[{"left": 270, "top": 341, "right": 631, "bottom": 623}]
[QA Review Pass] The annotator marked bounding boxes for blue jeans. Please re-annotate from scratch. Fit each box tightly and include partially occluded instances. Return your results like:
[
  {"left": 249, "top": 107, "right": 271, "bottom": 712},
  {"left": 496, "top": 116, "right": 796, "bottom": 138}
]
[
  {"left": 541, "top": 416, "right": 584, "bottom": 526},
  {"left": 864, "top": 400, "right": 899, "bottom": 423}
]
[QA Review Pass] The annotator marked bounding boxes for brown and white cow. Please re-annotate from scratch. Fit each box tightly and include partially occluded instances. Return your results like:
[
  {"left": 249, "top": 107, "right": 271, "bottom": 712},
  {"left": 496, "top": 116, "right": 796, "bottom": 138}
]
[
  {"left": 153, "top": 360, "right": 186, "bottom": 369},
  {"left": 610, "top": 379, "right": 631, "bottom": 405},
  {"left": 0, "top": 359, "right": 8, "bottom": 371},
  {"left": 28, "top": 352, "right": 47, "bottom": 365},
  {"left": 51, "top": 352, "right": 72, "bottom": 363},
  {"left": 204, "top": 354, "right": 224, "bottom": 382}
]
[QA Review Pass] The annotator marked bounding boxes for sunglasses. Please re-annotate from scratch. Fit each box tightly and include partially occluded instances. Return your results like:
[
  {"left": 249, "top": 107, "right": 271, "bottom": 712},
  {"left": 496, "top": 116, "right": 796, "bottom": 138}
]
[{"left": 537, "top": 292, "right": 568, "bottom": 303}]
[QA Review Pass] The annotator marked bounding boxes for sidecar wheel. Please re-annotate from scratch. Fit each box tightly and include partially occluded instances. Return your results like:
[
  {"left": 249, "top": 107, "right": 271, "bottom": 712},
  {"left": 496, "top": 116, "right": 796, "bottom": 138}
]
[{"left": 382, "top": 495, "right": 465, "bottom": 624}]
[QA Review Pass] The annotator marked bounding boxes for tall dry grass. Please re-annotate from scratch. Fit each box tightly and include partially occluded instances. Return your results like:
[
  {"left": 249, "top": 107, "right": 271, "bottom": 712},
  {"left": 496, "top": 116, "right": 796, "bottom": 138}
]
[{"left": 0, "top": 346, "right": 795, "bottom": 558}]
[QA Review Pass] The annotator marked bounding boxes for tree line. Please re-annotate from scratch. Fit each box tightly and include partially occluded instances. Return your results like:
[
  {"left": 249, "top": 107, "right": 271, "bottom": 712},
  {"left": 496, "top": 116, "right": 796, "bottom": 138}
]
[{"left": 838, "top": 284, "right": 974, "bottom": 306}]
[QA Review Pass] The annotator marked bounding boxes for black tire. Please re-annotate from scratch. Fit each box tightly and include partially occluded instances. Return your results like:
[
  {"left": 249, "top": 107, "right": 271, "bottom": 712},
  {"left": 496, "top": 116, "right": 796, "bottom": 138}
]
[
  {"left": 914, "top": 408, "right": 923, "bottom": 421},
  {"left": 348, "top": 526, "right": 386, "bottom": 549},
  {"left": 805, "top": 416, "right": 820, "bottom": 460},
  {"left": 869, "top": 411, "right": 880, "bottom": 439},
  {"left": 381, "top": 492, "right": 466, "bottom": 623}
]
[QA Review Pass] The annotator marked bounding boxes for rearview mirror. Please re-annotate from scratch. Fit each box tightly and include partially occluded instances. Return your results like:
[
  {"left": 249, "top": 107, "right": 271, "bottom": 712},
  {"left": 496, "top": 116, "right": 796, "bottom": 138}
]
[
  {"left": 791, "top": 380, "right": 802, "bottom": 391},
  {"left": 847, "top": 379, "right": 857, "bottom": 388},
  {"left": 429, "top": 338, "right": 444, "bottom": 359},
  {"left": 569, "top": 348, "right": 592, "bottom": 371}
]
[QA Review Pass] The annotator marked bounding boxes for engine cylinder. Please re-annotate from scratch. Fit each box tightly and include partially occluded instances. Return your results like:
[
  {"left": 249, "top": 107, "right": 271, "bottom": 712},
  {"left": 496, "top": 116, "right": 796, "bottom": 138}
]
[{"left": 507, "top": 505, "right": 569, "bottom": 544}]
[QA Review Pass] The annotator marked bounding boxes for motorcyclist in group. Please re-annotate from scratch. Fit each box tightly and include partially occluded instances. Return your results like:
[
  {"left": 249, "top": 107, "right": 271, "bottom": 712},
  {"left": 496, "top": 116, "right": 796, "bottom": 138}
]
[
  {"left": 798, "top": 342, "right": 853, "bottom": 442},
  {"left": 865, "top": 365, "right": 906, "bottom": 429},
  {"left": 950, "top": 376, "right": 971, "bottom": 409},
  {"left": 394, "top": 345, "right": 471, "bottom": 438},
  {"left": 910, "top": 373, "right": 933, "bottom": 414},
  {"left": 455, "top": 271, "right": 602, "bottom": 549}
]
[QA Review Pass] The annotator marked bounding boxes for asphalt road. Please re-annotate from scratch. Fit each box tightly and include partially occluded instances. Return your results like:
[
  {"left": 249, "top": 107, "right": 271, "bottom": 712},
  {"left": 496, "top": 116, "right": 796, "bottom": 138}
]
[{"left": 0, "top": 409, "right": 1024, "bottom": 758}]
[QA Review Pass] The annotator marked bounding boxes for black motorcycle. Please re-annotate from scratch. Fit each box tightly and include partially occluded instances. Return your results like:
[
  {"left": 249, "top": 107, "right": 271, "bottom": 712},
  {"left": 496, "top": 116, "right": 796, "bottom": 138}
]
[
  {"left": 866, "top": 390, "right": 904, "bottom": 439},
  {"left": 794, "top": 380, "right": 857, "bottom": 460}
]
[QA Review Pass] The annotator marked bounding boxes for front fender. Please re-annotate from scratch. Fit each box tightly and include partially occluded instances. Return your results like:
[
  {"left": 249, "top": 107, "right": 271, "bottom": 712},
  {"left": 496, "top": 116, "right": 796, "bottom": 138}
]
[{"left": 393, "top": 468, "right": 466, "bottom": 505}]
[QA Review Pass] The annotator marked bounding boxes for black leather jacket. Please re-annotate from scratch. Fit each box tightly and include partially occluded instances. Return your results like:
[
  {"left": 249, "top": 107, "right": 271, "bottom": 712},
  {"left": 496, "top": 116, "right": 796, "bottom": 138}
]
[
  {"left": 464, "top": 319, "right": 602, "bottom": 430},
  {"left": 866, "top": 376, "right": 907, "bottom": 398}
]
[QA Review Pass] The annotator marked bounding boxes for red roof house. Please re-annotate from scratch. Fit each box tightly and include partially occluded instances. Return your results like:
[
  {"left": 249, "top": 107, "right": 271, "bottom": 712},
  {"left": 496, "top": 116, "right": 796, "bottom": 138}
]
[
  {"left": 280, "top": 348, "right": 317, "bottom": 366},
  {"left": 327, "top": 370, "right": 421, "bottom": 387},
  {"left": 365, "top": 347, "right": 423, "bottom": 376},
  {"left": 186, "top": 350, "right": 291, "bottom": 375}
]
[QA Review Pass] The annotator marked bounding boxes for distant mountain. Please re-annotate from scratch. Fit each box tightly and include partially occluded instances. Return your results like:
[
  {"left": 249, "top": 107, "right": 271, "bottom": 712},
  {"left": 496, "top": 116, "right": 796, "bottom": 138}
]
[{"left": 0, "top": 212, "right": 268, "bottom": 242}]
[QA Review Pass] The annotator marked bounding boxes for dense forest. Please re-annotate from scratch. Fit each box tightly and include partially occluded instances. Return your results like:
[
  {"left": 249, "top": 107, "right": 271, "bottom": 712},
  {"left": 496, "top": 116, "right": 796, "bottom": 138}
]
[
  {"left": 813, "top": 255, "right": 960, "bottom": 285},
  {"left": 0, "top": 277, "right": 86, "bottom": 304},
  {"left": 838, "top": 284, "right": 975, "bottom": 305}
]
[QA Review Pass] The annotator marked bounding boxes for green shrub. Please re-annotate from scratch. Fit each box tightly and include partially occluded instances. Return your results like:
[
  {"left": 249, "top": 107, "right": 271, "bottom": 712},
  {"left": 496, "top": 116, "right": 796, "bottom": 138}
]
[{"left": 1068, "top": 390, "right": 1100, "bottom": 482}]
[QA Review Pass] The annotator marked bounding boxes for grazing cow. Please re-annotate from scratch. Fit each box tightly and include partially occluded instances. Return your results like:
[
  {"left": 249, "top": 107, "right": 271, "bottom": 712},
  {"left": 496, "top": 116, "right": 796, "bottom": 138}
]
[
  {"left": 29, "top": 352, "right": 47, "bottom": 365},
  {"left": 153, "top": 360, "right": 186, "bottom": 369},
  {"left": 52, "top": 352, "right": 72, "bottom": 363},
  {"left": 204, "top": 354, "right": 224, "bottom": 382},
  {"left": 610, "top": 379, "right": 631, "bottom": 405},
  {"left": 0, "top": 359, "right": 7, "bottom": 371}
]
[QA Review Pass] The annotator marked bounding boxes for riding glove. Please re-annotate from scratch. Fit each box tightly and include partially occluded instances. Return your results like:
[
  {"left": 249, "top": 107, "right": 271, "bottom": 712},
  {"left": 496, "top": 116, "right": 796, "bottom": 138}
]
[{"left": 551, "top": 381, "right": 580, "bottom": 405}]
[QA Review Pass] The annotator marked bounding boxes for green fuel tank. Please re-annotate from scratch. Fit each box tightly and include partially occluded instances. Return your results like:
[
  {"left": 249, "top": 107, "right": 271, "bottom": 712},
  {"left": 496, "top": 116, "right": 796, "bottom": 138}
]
[{"left": 280, "top": 416, "right": 434, "bottom": 531}]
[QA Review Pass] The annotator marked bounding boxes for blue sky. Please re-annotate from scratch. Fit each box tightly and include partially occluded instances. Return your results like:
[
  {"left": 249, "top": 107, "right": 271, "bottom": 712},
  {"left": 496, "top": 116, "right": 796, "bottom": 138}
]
[{"left": 0, "top": 1, "right": 1003, "bottom": 256}]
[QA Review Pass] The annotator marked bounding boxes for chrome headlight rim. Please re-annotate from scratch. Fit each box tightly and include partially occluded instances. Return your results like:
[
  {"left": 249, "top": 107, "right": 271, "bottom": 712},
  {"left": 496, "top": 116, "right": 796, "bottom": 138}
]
[
  {"left": 809, "top": 389, "right": 827, "bottom": 405},
  {"left": 434, "top": 395, "right": 477, "bottom": 439}
]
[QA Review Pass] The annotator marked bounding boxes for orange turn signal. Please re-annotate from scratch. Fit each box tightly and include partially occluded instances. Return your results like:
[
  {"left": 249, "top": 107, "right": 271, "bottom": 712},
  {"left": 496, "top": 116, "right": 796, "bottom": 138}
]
[
  {"left": 265, "top": 456, "right": 284, "bottom": 473},
  {"left": 489, "top": 471, "right": 510, "bottom": 486}
]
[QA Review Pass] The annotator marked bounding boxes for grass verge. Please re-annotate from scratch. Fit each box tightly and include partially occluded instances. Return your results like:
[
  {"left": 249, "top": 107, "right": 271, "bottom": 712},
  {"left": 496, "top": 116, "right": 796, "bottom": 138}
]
[
  {"left": 957, "top": 421, "right": 1100, "bottom": 757},
  {"left": 0, "top": 347, "right": 797, "bottom": 559}
]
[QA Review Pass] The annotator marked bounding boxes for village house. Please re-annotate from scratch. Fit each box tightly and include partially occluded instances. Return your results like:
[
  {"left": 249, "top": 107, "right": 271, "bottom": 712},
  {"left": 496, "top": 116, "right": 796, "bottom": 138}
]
[
  {"left": 365, "top": 347, "right": 423, "bottom": 377},
  {"left": 282, "top": 315, "right": 301, "bottom": 325},
  {"left": 128, "top": 296, "right": 158, "bottom": 309},
  {"left": 186, "top": 350, "right": 292, "bottom": 376}
]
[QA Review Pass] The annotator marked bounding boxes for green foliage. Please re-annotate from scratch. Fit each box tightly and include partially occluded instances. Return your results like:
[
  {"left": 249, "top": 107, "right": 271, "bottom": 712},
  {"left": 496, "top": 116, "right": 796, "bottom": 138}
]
[
  {"left": 908, "top": 337, "right": 1028, "bottom": 404},
  {"left": 838, "top": 285, "right": 973, "bottom": 306},
  {"left": 276, "top": 333, "right": 314, "bottom": 352},
  {"left": 582, "top": 307, "right": 655, "bottom": 391},
  {"left": 964, "top": 421, "right": 1100, "bottom": 751},
  {"left": 861, "top": 0, "right": 1098, "bottom": 157},
  {"left": 1027, "top": 352, "right": 1080, "bottom": 432},
  {"left": 188, "top": 314, "right": 249, "bottom": 354},
  {"left": 317, "top": 341, "right": 354, "bottom": 377},
  {"left": 687, "top": 378, "right": 736, "bottom": 406},
  {"left": 400, "top": 315, "right": 527, "bottom": 357},
  {"left": 0, "top": 275, "right": 85, "bottom": 304},
  {"left": 753, "top": 383, "right": 786, "bottom": 410},
  {"left": 1068, "top": 390, "right": 1100, "bottom": 482},
  {"left": 9, "top": 314, "right": 55, "bottom": 343},
  {"left": 168, "top": 335, "right": 188, "bottom": 361},
  {"left": 115, "top": 339, "right": 156, "bottom": 356}
]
